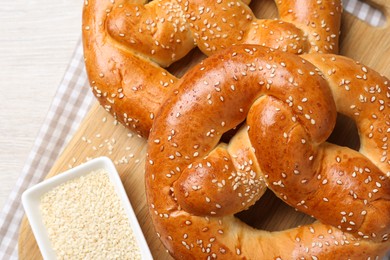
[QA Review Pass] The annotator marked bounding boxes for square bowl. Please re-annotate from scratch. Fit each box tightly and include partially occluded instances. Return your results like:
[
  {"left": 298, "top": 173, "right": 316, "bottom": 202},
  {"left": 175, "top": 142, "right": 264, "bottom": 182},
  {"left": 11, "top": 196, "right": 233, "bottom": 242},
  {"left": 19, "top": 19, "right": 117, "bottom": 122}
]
[{"left": 22, "top": 156, "right": 153, "bottom": 260}]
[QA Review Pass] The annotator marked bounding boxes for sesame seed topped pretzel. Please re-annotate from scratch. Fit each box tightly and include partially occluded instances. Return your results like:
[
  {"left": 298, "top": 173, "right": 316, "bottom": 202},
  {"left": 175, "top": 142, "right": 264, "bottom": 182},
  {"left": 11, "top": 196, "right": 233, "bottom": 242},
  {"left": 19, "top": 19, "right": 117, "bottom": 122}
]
[
  {"left": 82, "top": 0, "right": 342, "bottom": 137},
  {"left": 178, "top": 0, "right": 342, "bottom": 55},
  {"left": 145, "top": 45, "right": 390, "bottom": 259}
]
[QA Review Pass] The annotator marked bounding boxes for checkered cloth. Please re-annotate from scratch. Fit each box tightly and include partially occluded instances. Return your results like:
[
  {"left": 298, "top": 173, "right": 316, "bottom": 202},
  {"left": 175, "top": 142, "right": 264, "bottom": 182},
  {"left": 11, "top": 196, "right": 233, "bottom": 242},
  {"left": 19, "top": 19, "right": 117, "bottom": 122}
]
[
  {"left": 0, "top": 0, "right": 387, "bottom": 259},
  {"left": 0, "top": 41, "right": 95, "bottom": 259}
]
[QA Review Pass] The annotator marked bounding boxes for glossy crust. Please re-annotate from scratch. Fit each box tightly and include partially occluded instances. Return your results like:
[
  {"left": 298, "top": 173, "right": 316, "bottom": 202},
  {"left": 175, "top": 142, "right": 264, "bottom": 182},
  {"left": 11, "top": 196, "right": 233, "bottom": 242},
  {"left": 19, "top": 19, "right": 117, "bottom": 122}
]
[
  {"left": 178, "top": 0, "right": 342, "bottom": 55},
  {"left": 82, "top": 0, "right": 342, "bottom": 137},
  {"left": 145, "top": 45, "right": 390, "bottom": 259}
]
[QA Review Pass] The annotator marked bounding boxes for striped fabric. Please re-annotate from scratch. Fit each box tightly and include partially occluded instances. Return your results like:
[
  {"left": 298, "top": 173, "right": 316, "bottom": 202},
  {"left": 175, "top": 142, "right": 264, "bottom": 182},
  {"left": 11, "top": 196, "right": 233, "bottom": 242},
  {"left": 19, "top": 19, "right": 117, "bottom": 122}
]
[
  {"left": 0, "top": 1, "right": 387, "bottom": 259},
  {"left": 345, "top": 0, "right": 386, "bottom": 26}
]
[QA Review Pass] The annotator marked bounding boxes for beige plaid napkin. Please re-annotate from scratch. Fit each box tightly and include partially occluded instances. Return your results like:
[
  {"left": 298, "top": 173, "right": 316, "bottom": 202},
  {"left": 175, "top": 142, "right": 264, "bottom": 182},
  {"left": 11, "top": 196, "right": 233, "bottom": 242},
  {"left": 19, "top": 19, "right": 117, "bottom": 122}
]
[
  {"left": 0, "top": 41, "right": 95, "bottom": 259},
  {"left": 0, "top": 0, "right": 387, "bottom": 259}
]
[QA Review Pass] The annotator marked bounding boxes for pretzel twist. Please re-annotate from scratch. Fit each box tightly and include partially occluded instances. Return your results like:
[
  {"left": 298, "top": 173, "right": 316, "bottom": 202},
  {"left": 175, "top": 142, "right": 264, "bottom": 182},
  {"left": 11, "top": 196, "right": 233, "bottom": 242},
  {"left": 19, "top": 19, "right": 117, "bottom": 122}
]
[
  {"left": 82, "top": 0, "right": 342, "bottom": 137},
  {"left": 178, "top": 0, "right": 342, "bottom": 55},
  {"left": 145, "top": 45, "right": 390, "bottom": 259}
]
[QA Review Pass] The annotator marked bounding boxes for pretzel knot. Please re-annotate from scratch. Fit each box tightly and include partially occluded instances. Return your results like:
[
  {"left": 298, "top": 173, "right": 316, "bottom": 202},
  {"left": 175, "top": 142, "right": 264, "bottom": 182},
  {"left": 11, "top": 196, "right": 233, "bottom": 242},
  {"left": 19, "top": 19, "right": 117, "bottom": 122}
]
[
  {"left": 145, "top": 45, "right": 390, "bottom": 259},
  {"left": 82, "top": 0, "right": 342, "bottom": 137}
]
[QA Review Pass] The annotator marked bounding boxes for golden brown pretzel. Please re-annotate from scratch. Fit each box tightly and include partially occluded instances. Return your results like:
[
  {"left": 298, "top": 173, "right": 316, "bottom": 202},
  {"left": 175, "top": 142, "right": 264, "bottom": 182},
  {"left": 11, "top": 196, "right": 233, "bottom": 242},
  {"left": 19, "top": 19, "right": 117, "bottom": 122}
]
[
  {"left": 145, "top": 45, "right": 390, "bottom": 259},
  {"left": 178, "top": 0, "right": 342, "bottom": 55},
  {"left": 82, "top": 0, "right": 342, "bottom": 137}
]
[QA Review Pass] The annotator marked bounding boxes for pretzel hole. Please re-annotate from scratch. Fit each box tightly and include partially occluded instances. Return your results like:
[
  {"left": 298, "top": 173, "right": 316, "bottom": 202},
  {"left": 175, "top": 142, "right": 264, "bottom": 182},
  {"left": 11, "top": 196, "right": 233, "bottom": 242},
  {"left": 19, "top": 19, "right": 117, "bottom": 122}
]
[
  {"left": 344, "top": 0, "right": 386, "bottom": 27},
  {"left": 236, "top": 189, "right": 315, "bottom": 231},
  {"left": 249, "top": 0, "right": 278, "bottom": 20},
  {"left": 327, "top": 113, "right": 360, "bottom": 152},
  {"left": 250, "top": 0, "right": 387, "bottom": 27},
  {"left": 220, "top": 122, "right": 245, "bottom": 144},
  {"left": 167, "top": 48, "right": 206, "bottom": 78}
]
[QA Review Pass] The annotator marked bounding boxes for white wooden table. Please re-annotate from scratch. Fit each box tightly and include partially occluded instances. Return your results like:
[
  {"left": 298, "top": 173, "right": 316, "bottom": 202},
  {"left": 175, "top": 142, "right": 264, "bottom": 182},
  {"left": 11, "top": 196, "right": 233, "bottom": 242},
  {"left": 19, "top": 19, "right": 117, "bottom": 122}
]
[{"left": 0, "top": 1, "right": 82, "bottom": 209}]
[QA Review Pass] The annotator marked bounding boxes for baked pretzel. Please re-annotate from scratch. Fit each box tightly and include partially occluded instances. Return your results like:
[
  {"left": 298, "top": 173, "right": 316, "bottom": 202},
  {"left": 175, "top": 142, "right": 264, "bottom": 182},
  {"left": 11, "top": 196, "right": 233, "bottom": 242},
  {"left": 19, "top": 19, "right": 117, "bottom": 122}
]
[
  {"left": 178, "top": 0, "right": 342, "bottom": 55},
  {"left": 145, "top": 45, "right": 390, "bottom": 259},
  {"left": 82, "top": 0, "right": 342, "bottom": 137}
]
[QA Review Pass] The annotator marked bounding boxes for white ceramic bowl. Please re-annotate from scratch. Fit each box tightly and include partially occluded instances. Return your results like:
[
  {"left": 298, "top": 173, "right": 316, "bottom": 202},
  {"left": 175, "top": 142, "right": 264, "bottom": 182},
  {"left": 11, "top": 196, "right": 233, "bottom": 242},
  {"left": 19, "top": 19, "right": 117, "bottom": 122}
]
[{"left": 22, "top": 156, "right": 153, "bottom": 260}]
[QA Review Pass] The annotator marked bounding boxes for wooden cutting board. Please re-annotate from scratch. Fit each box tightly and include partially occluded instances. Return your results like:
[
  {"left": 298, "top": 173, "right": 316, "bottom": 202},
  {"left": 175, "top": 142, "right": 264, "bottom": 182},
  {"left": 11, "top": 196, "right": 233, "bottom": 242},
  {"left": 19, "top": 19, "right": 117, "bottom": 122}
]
[{"left": 19, "top": 0, "right": 390, "bottom": 259}]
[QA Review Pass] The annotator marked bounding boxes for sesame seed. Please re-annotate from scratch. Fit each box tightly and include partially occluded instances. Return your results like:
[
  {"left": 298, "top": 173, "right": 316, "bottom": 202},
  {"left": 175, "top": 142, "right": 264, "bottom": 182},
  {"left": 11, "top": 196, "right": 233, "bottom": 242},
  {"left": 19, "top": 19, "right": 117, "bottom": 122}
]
[{"left": 40, "top": 170, "right": 141, "bottom": 258}]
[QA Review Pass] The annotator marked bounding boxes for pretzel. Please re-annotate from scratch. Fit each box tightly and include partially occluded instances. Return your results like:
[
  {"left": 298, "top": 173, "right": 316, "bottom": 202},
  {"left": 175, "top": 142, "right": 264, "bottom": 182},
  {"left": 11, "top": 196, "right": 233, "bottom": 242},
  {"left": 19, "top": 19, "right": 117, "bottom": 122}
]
[
  {"left": 178, "top": 0, "right": 342, "bottom": 55},
  {"left": 145, "top": 45, "right": 390, "bottom": 259},
  {"left": 82, "top": 0, "right": 342, "bottom": 137}
]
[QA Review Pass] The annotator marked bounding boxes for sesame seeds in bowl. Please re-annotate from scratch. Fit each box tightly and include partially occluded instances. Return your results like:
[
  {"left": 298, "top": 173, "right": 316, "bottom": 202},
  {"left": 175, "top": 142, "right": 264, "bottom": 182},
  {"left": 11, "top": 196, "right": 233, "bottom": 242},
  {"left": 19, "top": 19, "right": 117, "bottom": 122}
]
[{"left": 22, "top": 156, "right": 152, "bottom": 260}]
